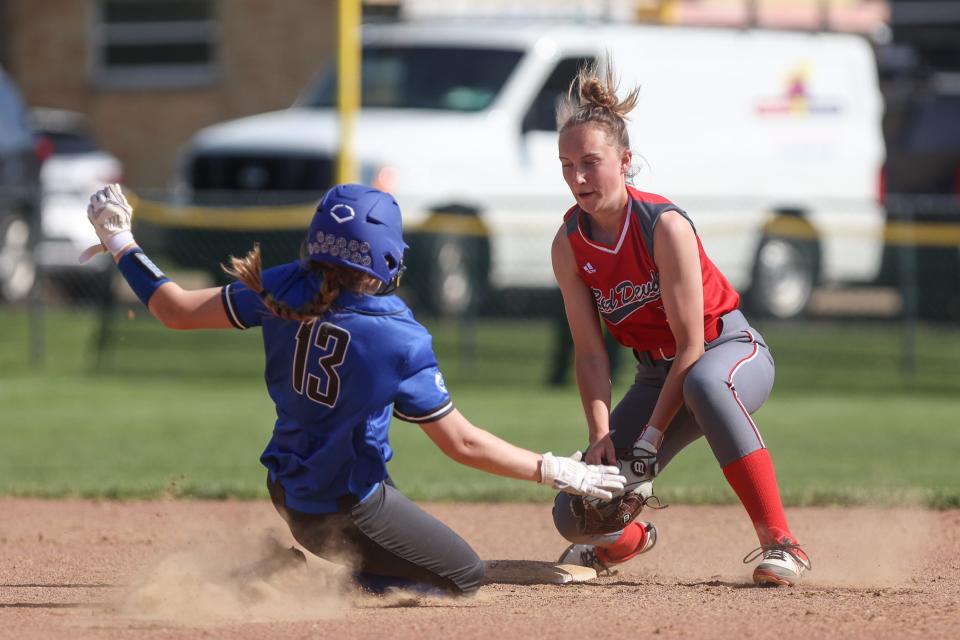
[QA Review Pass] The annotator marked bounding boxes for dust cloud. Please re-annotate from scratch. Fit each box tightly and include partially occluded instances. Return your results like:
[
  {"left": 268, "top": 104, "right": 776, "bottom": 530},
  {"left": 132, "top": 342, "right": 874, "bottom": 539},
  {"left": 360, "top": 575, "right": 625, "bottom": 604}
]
[
  {"left": 799, "top": 506, "right": 938, "bottom": 587},
  {"left": 117, "top": 532, "right": 351, "bottom": 625}
]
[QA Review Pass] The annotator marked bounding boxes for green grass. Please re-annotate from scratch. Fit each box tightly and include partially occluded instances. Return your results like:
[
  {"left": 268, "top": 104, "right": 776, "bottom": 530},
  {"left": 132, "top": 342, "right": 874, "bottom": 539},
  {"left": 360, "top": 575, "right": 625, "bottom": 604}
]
[{"left": 1, "top": 306, "right": 959, "bottom": 506}]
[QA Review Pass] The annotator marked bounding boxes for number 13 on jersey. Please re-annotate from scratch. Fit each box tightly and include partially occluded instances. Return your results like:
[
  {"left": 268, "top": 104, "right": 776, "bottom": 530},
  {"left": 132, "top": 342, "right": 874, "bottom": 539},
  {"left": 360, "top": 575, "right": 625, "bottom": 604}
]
[{"left": 292, "top": 320, "right": 351, "bottom": 407}]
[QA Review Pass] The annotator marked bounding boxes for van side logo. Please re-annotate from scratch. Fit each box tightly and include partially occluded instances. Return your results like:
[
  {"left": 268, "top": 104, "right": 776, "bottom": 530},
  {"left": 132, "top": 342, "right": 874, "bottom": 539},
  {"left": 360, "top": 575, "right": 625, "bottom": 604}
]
[
  {"left": 755, "top": 64, "right": 841, "bottom": 117},
  {"left": 330, "top": 204, "right": 356, "bottom": 223}
]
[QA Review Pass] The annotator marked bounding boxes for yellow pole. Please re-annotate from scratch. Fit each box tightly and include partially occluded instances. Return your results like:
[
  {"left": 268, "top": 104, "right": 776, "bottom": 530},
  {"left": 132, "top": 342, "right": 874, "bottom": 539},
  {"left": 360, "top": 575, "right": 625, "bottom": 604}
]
[{"left": 336, "top": 0, "right": 361, "bottom": 185}]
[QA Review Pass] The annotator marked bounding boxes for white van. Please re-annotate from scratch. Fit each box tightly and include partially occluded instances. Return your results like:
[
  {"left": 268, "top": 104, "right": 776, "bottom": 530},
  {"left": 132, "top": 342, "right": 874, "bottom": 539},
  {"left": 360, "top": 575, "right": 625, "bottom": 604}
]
[{"left": 176, "top": 20, "right": 885, "bottom": 318}]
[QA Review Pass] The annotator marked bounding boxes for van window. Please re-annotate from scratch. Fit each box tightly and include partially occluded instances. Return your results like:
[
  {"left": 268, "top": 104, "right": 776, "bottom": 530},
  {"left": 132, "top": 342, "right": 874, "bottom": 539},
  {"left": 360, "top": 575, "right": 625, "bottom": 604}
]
[
  {"left": 303, "top": 47, "right": 523, "bottom": 112},
  {"left": 523, "top": 57, "right": 595, "bottom": 132}
]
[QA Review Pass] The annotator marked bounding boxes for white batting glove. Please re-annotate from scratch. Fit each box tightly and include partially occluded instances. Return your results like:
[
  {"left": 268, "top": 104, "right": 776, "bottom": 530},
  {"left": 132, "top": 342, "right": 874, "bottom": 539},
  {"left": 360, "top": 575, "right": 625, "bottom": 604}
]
[
  {"left": 79, "top": 184, "right": 135, "bottom": 263},
  {"left": 540, "top": 451, "right": 627, "bottom": 501}
]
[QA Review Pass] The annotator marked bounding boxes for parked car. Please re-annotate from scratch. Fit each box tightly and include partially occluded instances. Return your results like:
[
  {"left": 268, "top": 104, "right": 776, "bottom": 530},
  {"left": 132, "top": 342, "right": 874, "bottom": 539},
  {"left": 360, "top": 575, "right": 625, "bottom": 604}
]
[
  {"left": 30, "top": 107, "right": 124, "bottom": 298},
  {"left": 171, "top": 21, "right": 886, "bottom": 319},
  {"left": 877, "top": 37, "right": 960, "bottom": 321},
  {"left": 0, "top": 66, "right": 43, "bottom": 303}
]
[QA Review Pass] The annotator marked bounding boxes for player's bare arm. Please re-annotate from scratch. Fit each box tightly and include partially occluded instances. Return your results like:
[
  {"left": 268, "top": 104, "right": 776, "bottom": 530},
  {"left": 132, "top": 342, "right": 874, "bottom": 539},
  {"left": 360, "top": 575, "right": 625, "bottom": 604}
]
[
  {"left": 147, "top": 281, "right": 234, "bottom": 330},
  {"left": 420, "top": 408, "right": 625, "bottom": 500},
  {"left": 420, "top": 408, "right": 542, "bottom": 481},
  {"left": 646, "top": 210, "right": 707, "bottom": 435},
  {"left": 103, "top": 240, "right": 236, "bottom": 330},
  {"left": 552, "top": 226, "right": 616, "bottom": 465}
]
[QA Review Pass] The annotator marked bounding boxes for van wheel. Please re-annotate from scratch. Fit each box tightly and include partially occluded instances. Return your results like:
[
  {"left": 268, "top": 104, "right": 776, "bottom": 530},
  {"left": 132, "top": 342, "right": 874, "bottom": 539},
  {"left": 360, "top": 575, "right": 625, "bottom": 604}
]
[
  {"left": 746, "top": 235, "right": 816, "bottom": 320},
  {"left": 0, "top": 215, "right": 36, "bottom": 302},
  {"left": 407, "top": 232, "right": 490, "bottom": 317}
]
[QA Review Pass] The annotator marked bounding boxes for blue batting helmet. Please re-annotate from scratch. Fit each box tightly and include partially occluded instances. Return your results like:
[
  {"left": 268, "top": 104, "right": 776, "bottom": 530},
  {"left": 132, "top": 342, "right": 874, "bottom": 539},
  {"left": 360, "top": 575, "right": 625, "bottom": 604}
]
[{"left": 303, "top": 184, "right": 408, "bottom": 284}]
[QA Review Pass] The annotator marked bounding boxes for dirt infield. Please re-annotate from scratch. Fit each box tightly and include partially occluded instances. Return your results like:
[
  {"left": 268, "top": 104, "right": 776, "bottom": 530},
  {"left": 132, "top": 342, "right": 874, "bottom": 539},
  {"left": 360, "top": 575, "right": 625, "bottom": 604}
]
[{"left": 0, "top": 499, "right": 957, "bottom": 639}]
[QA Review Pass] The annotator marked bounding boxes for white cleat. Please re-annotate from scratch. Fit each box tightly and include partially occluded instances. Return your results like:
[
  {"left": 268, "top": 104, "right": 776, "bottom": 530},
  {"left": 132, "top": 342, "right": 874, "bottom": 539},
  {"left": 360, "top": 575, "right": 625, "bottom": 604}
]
[{"left": 745, "top": 541, "right": 811, "bottom": 587}]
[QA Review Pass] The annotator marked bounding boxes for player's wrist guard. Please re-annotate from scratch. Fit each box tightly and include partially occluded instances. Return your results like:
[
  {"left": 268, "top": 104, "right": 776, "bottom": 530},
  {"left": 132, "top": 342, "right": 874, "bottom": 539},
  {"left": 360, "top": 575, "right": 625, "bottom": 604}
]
[
  {"left": 117, "top": 248, "right": 170, "bottom": 306},
  {"left": 105, "top": 231, "right": 135, "bottom": 257},
  {"left": 638, "top": 424, "right": 664, "bottom": 450}
]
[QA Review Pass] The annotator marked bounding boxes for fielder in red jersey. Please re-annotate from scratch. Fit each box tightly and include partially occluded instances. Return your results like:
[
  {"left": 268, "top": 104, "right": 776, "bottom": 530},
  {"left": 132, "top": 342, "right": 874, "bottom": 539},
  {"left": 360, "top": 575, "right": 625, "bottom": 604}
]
[
  {"left": 562, "top": 185, "right": 739, "bottom": 355},
  {"left": 550, "top": 59, "right": 811, "bottom": 586}
]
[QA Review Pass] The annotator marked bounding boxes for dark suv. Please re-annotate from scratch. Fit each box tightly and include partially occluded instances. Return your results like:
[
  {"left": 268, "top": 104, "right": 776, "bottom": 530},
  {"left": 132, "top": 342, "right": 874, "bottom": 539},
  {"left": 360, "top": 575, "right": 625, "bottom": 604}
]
[
  {"left": 0, "top": 66, "right": 42, "bottom": 302},
  {"left": 879, "top": 5, "right": 960, "bottom": 320}
]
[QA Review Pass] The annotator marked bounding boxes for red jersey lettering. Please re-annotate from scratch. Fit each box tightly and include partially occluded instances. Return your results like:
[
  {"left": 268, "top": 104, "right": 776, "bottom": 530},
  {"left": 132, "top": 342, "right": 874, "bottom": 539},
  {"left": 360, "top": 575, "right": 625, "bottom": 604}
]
[{"left": 564, "top": 186, "right": 740, "bottom": 355}]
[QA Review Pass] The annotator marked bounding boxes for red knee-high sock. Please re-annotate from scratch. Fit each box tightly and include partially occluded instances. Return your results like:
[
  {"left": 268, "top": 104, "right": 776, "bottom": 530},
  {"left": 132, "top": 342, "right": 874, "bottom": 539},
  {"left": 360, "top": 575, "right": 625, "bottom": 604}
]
[
  {"left": 722, "top": 448, "right": 794, "bottom": 546},
  {"left": 598, "top": 520, "right": 648, "bottom": 562}
]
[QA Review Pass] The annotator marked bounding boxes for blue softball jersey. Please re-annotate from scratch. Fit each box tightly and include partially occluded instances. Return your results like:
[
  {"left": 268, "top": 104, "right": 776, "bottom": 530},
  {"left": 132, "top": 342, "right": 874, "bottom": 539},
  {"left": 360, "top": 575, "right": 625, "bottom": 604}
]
[{"left": 221, "top": 262, "right": 453, "bottom": 514}]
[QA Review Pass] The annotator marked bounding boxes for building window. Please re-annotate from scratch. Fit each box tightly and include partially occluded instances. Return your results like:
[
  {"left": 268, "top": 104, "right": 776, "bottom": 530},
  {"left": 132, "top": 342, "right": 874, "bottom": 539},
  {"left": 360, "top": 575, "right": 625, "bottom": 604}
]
[{"left": 94, "top": 0, "right": 217, "bottom": 89}]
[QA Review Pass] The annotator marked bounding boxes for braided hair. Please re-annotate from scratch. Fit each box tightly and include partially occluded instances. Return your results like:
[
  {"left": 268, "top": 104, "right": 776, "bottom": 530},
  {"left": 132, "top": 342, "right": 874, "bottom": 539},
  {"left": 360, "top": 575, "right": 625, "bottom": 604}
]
[
  {"left": 556, "top": 54, "right": 640, "bottom": 154},
  {"left": 223, "top": 244, "right": 381, "bottom": 322}
]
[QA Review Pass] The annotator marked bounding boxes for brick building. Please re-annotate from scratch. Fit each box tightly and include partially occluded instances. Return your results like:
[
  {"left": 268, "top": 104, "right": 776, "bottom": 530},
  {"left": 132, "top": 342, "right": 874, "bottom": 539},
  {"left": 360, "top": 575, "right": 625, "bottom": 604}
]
[{"left": 0, "top": 0, "right": 336, "bottom": 189}]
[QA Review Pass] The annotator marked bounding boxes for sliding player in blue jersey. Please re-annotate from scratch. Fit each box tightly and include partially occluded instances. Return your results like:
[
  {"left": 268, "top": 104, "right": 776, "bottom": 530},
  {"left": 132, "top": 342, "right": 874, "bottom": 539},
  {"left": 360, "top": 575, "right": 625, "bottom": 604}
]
[{"left": 82, "top": 183, "right": 625, "bottom": 596}]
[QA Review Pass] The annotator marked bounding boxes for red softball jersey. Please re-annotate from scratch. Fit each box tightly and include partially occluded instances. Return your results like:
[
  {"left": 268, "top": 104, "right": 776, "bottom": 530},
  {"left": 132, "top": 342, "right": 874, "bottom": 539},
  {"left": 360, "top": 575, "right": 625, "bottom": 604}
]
[{"left": 563, "top": 186, "right": 740, "bottom": 356}]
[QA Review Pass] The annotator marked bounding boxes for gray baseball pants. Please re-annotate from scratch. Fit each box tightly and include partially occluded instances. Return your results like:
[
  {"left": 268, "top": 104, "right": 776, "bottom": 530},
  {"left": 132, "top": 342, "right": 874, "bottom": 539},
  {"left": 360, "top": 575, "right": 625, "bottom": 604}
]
[
  {"left": 554, "top": 309, "right": 775, "bottom": 544},
  {"left": 268, "top": 475, "right": 485, "bottom": 595}
]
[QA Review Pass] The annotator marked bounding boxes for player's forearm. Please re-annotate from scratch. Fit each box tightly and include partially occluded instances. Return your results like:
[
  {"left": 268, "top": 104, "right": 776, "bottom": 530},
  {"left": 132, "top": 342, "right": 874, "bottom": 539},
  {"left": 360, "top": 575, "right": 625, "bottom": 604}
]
[
  {"left": 451, "top": 428, "right": 542, "bottom": 482},
  {"left": 147, "top": 281, "right": 200, "bottom": 329},
  {"left": 647, "top": 345, "right": 703, "bottom": 431},
  {"left": 422, "top": 410, "right": 541, "bottom": 482},
  {"left": 574, "top": 353, "right": 612, "bottom": 442}
]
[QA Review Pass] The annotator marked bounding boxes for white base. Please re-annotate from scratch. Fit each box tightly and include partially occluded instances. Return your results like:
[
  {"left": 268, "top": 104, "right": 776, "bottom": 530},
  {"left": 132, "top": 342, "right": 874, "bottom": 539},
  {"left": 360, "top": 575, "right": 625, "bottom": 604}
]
[{"left": 483, "top": 560, "right": 598, "bottom": 585}]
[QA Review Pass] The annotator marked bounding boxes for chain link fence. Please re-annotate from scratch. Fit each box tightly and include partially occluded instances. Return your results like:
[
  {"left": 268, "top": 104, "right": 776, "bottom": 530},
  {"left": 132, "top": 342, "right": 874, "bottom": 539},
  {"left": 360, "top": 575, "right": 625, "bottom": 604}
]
[{"left": 3, "top": 185, "right": 959, "bottom": 389}]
